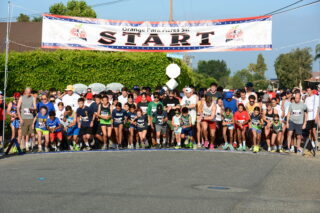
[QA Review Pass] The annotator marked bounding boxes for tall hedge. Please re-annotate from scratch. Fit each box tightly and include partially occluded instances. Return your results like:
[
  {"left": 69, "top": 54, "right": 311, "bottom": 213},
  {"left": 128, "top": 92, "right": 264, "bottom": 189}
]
[{"left": 0, "top": 50, "right": 193, "bottom": 94}]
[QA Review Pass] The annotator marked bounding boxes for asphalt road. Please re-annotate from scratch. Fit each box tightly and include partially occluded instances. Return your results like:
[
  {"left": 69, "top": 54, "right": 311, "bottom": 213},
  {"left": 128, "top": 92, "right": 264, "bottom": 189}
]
[{"left": 0, "top": 150, "right": 319, "bottom": 213}]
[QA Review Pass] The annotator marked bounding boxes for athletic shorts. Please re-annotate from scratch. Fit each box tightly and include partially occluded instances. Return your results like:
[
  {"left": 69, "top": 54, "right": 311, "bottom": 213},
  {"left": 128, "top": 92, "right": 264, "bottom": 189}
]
[
  {"left": 288, "top": 121, "right": 303, "bottom": 135},
  {"left": 137, "top": 127, "right": 148, "bottom": 132},
  {"left": 36, "top": 128, "right": 49, "bottom": 135},
  {"left": 155, "top": 124, "right": 167, "bottom": 134},
  {"left": 80, "top": 127, "right": 92, "bottom": 135},
  {"left": 21, "top": 119, "right": 34, "bottom": 136},
  {"left": 181, "top": 127, "right": 193, "bottom": 136},
  {"left": 92, "top": 122, "right": 102, "bottom": 135},
  {"left": 235, "top": 124, "right": 248, "bottom": 130},
  {"left": 129, "top": 125, "right": 136, "bottom": 129},
  {"left": 174, "top": 127, "right": 182, "bottom": 134},
  {"left": 251, "top": 126, "right": 262, "bottom": 134},
  {"left": 50, "top": 131, "right": 63, "bottom": 142},
  {"left": 100, "top": 123, "right": 112, "bottom": 127},
  {"left": 67, "top": 125, "right": 80, "bottom": 136},
  {"left": 225, "top": 124, "right": 234, "bottom": 130},
  {"left": 306, "top": 120, "right": 316, "bottom": 130},
  {"left": 11, "top": 120, "right": 20, "bottom": 129},
  {"left": 204, "top": 121, "right": 216, "bottom": 130},
  {"left": 113, "top": 123, "right": 123, "bottom": 128}
]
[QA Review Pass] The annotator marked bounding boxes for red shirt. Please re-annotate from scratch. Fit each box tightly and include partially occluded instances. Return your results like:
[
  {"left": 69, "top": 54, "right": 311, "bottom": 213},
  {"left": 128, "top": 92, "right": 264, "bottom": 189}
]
[
  {"left": 135, "top": 95, "right": 152, "bottom": 104},
  {"left": 234, "top": 110, "right": 250, "bottom": 127}
]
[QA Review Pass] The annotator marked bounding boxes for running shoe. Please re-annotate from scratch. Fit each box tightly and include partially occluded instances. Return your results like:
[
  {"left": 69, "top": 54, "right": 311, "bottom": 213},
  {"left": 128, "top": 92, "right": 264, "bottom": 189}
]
[
  {"left": 45, "top": 147, "right": 49, "bottom": 153},
  {"left": 184, "top": 138, "right": 189, "bottom": 145},
  {"left": 223, "top": 143, "right": 229, "bottom": 150},
  {"left": 271, "top": 149, "right": 277, "bottom": 153},
  {"left": 193, "top": 143, "right": 197, "bottom": 150},
  {"left": 136, "top": 144, "right": 140, "bottom": 149},
  {"left": 187, "top": 141, "right": 193, "bottom": 149},
  {"left": 228, "top": 144, "right": 235, "bottom": 151},
  {"left": 267, "top": 147, "right": 271, "bottom": 152},
  {"left": 252, "top": 146, "right": 257, "bottom": 153},
  {"left": 279, "top": 149, "right": 284, "bottom": 153},
  {"left": 197, "top": 143, "right": 202, "bottom": 148},
  {"left": 101, "top": 144, "right": 107, "bottom": 150},
  {"left": 237, "top": 144, "right": 243, "bottom": 151},
  {"left": 37, "top": 147, "right": 42, "bottom": 153},
  {"left": 175, "top": 145, "right": 181, "bottom": 149},
  {"left": 290, "top": 146, "right": 295, "bottom": 153},
  {"left": 297, "top": 148, "right": 302, "bottom": 155},
  {"left": 242, "top": 145, "right": 247, "bottom": 152},
  {"left": 84, "top": 146, "right": 91, "bottom": 151},
  {"left": 285, "top": 149, "right": 290, "bottom": 153},
  {"left": 209, "top": 144, "right": 214, "bottom": 150},
  {"left": 141, "top": 143, "right": 145, "bottom": 149},
  {"left": 204, "top": 140, "right": 209, "bottom": 148},
  {"left": 74, "top": 145, "right": 81, "bottom": 151}
]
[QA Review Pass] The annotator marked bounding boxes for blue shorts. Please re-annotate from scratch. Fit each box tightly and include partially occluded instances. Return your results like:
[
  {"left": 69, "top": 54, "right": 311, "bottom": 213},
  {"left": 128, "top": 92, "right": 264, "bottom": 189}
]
[
  {"left": 251, "top": 126, "right": 262, "bottom": 134},
  {"left": 11, "top": 120, "right": 20, "bottom": 129},
  {"left": 181, "top": 127, "right": 193, "bottom": 136},
  {"left": 67, "top": 125, "right": 80, "bottom": 136}
]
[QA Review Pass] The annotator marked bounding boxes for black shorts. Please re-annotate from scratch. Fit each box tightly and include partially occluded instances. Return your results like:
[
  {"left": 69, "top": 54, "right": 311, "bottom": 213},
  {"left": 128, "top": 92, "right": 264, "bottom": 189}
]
[
  {"left": 288, "top": 121, "right": 303, "bottom": 135},
  {"left": 80, "top": 127, "right": 92, "bottom": 135},
  {"left": 137, "top": 127, "right": 148, "bottom": 132},
  {"left": 92, "top": 122, "right": 102, "bottom": 135},
  {"left": 113, "top": 123, "right": 123, "bottom": 128},
  {"left": 100, "top": 123, "right": 112, "bottom": 127},
  {"left": 306, "top": 120, "right": 316, "bottom": 130}
]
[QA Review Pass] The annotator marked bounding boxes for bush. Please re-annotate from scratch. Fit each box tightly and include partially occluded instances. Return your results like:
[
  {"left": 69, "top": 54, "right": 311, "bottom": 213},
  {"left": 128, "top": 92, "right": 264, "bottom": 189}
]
[{"left": 0, "top": 50, "right": 193, "bottom": 94}]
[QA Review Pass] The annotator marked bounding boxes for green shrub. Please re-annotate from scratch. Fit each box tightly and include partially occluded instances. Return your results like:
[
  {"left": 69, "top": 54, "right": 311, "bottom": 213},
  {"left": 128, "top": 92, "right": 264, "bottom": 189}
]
[{"left": 0, "top": 50, "right": 193, "bottom": 94}]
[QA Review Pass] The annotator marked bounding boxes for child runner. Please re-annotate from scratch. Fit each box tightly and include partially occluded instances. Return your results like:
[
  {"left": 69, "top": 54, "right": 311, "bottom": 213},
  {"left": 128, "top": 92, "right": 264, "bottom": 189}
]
[
  {"left": 222, "top": 108, "right": 234, "bottom": 151},
  {"left": 7, "top": 92, "right": 21, "bottom": 144},
  {"left": 97, "top": 96, "right": 112, "bottom": 150},
  {"left": 47, "top": 111, "right": 63, "bottom": 151},
  {"left": 152, "top": 104, "right": 168, "bottom": 148},
  {"left": 64, "top": 105, "right": 80, "bottom": 151},
  {"left": 250, "top": 107, "right": 263, "bottom": 153},
  {"left": 135, "top": 109, "right": 149, "bottom": 149},
  {"left": 173, "top": 108, "right": 182, "bottom": 149},
  {"left": 127, "top": 105, "right": 137, "bottom": 149},
  {"left": 271, "top": 114, "right": 283, "bottom": 153},
  {"left": 112, "top": 102, "right": 127, "bottom": 149},
  {"left": 180, "top": 107, "right": 194, "bottom": 149},
  {"left": 201, "top": 95, "right": 216, "bottom": 150},
  {"left": 33, "top": 106, "right": 49, "bottom": 152},
  {"left": 263, "top": 102, "right": 278, "bottom": 152},
  {"left": 76, "top": 98, "right": 94, "bottom": 151},
  {"left": 234, "top": 104, "right": 250, "bottom": 151}
]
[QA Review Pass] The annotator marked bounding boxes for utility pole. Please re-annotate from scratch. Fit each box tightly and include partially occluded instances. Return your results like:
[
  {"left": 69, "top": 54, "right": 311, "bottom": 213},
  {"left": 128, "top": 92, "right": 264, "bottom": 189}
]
[
  {"left": 2, "top": 0, "right": 11, "bottom": 150},
  {"left": 169, "top": 0, "right": 173, "bottom": 21}
]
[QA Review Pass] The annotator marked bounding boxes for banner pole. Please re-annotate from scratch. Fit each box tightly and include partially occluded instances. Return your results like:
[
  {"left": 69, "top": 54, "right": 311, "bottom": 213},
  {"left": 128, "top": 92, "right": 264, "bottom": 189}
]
[{"left": 2, "top": 0, "right": 11, "bottom": 151}]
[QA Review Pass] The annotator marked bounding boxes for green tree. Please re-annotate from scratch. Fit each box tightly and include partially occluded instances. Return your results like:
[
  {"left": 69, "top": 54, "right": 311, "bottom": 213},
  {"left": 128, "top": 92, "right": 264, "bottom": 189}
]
[
  {"left": 315, "top": 44, "right": 320, "bottom": 60},
  {"left": 247, "top": 54, "right": 268, "bottom": 90},
  {"left": 191, "top": 72, "right": 217, "bottom": 89},
  {"left": 17, "top": 13, "right": 30, "bottom": 22},
  {"left": 32, "top": 16, "right": 42, "bottom": 22},
  {"left": 275, "top": 48, "right": 313, "bottom": 88},
  {"left": 50, "top": 0, "right": 97, "bottom": 18},
  {"left": 196, "top": 59, "right": 230, "bottom": 87}
]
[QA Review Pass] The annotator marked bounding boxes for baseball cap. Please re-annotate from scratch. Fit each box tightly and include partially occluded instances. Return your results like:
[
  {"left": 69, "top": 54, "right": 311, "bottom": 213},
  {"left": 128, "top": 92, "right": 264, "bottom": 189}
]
[
  {"left": 86, "top": 93, "right": 93, "bottom": 100},
  {"left": 225, "top": 92, "right": 233, "bottom": 99},
  {"left": 65, "top": 85, "right": 74, "bottom": 91}
]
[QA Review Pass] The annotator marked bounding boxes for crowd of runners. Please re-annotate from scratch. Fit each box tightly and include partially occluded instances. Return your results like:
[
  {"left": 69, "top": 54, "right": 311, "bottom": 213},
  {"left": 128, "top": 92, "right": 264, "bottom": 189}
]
[{"left": 5, "top": 82, "right": 320, "bottom": 154}]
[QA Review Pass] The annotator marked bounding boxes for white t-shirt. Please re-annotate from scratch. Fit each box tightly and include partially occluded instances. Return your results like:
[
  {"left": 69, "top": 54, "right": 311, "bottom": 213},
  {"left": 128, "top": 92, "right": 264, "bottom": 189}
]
[
  {"left": 118, "top": 95, "right": 128, "bottom": 106},
  {"left": 181, "top": 94, "right": 197, "bottom": 125},
  {"left": 62, "top": 93, "right": 80, "bottom": 111},
  {"left": 238, "top": 97, "right": 248, "bottom": 106},
  {"left": 55, "top": 108, "right": 65, "bottom": 123},
  {"left": 85, "top": 100, "right": 93, "bottom": 107},
  {"left": 305, "top": 95, "right": 319, "bottom": 120}
]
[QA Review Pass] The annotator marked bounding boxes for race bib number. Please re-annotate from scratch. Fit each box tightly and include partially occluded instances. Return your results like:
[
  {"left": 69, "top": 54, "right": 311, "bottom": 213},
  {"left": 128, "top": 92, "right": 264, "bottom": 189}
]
[{"left": 24, "top": 108, "right": 31, "bottom": 115}]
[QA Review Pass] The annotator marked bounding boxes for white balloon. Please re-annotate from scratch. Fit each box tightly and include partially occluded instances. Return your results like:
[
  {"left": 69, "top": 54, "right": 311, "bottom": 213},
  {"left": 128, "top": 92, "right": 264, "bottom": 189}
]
[
  {"left": 166, "top": 64, "right": 181, "bottom": 79},
  {"left": 166, "top": 78, "right": 178, "bottom": 90}
]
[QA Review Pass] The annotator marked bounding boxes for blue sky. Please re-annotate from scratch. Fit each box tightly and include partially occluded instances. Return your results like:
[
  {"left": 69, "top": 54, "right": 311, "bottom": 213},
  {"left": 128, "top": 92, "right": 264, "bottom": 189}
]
[{"left": 1, "top": 0, "right": 319, "bottom": 79}]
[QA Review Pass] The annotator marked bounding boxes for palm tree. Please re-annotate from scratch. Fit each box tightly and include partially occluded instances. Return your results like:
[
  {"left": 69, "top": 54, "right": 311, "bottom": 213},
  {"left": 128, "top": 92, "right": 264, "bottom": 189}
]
[{"left": 315, "top": 44, "right": 320, "bottom": 60}]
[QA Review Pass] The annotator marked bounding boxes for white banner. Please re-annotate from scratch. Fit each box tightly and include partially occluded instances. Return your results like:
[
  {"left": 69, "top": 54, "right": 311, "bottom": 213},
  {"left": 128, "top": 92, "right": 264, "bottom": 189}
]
[{"left": 42, "top": 14, "right": 272, "bottom": 52}]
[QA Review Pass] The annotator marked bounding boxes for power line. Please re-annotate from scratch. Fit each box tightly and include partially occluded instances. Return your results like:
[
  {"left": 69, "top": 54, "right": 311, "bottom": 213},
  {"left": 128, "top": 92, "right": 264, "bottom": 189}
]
[
  {"left": 263, "top": 0, "right": 304, "bottom": 16},
  {"left": 270, "top": 0, "right": 320, "bottom": 15}
]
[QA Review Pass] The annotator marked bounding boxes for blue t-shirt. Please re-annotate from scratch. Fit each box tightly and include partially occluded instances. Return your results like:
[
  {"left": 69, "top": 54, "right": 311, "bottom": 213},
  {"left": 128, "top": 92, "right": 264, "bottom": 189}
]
[
  {"left": 37, "top": 101, "right": 55, "bottom": 113},
  {"left": 112, "top": 109, "right": 127, "bottom": 125},
  {"left": 223, "top": 98, "right": 238, "bottom": 113},
  {"left": 76, "top": 106, "right": 94, "bottom": 127},
  {"left": 90, "top": 102, "right": 99, "bottom": 113},
  {"left": 46, "top": 117, "right": 62, "bottom": 132},
  {"left": 36, "top": 113, "right": 48, "bottom": 130}
]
